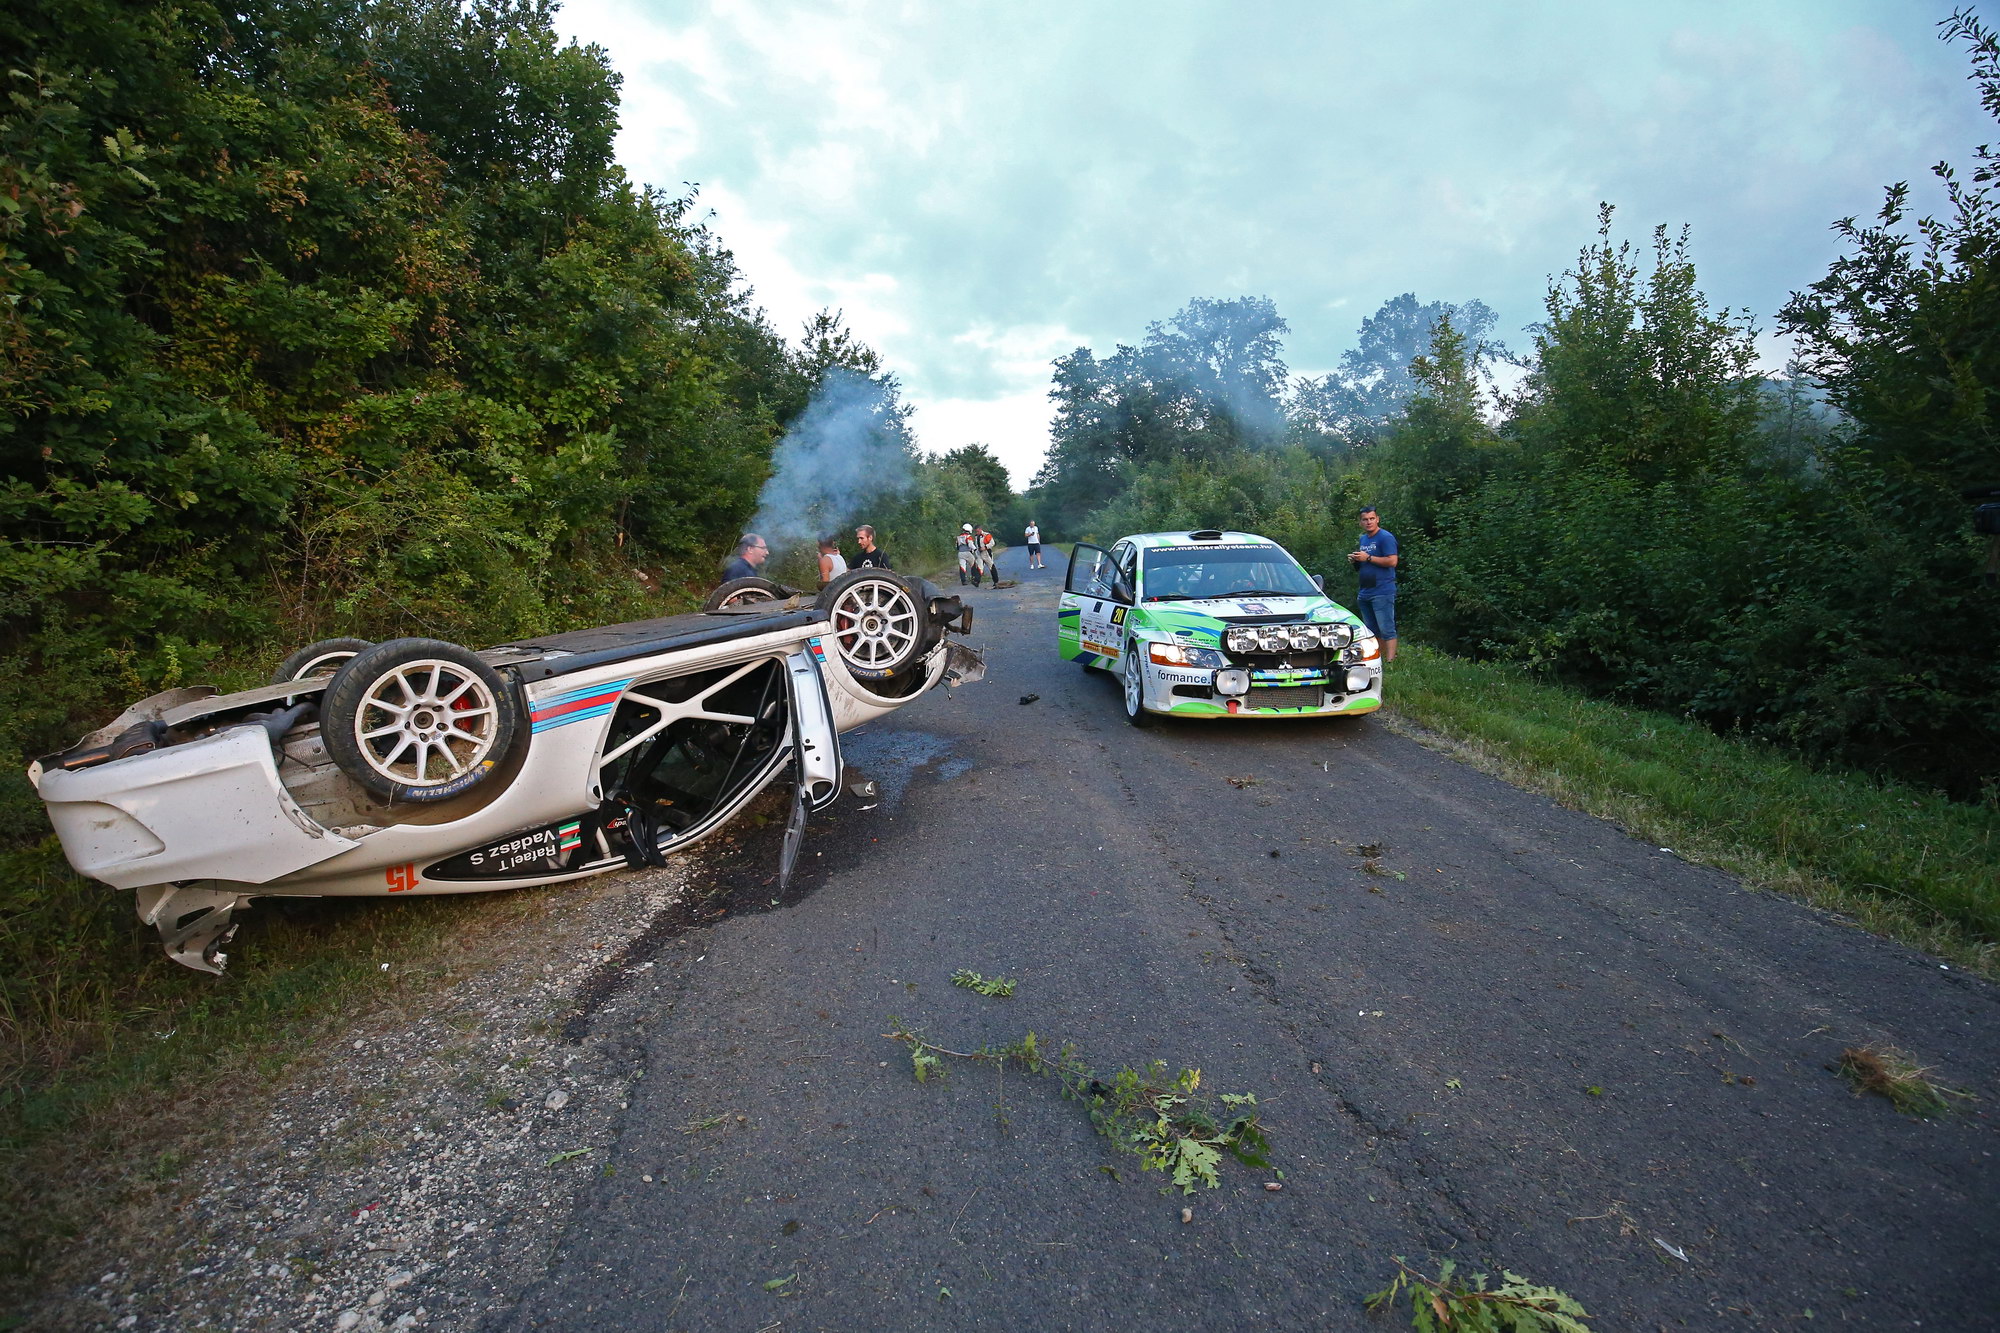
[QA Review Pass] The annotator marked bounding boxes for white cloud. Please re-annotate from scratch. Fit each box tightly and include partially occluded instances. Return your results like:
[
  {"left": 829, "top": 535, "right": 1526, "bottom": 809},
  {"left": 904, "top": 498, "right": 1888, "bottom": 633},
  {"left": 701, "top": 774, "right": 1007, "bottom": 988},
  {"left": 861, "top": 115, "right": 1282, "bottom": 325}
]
[
  {"left": 553, "top": 0, "right": 1994, "bottom": 486},
  {"left": 909, "top": 387, "right": 1055, "bottom": 491}
]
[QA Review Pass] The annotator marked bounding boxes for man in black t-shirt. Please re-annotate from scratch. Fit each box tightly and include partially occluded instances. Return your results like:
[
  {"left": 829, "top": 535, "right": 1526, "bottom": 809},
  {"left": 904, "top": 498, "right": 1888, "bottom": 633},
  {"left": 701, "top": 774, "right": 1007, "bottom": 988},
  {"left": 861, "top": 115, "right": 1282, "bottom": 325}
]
[{"left": 854, "top": 525, "right": 891, "bottom": 568}]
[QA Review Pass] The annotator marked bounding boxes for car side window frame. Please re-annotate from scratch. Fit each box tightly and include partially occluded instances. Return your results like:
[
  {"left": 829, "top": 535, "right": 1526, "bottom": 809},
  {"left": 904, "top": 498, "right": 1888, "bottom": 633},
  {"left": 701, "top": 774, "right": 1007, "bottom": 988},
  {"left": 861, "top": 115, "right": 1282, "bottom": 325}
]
[
  {"left": 1066, "top": 543, "right": 1116, "bottom": 599},
  {"left": 1110, "top": 542, "right": 1137, "bottom": 605}
]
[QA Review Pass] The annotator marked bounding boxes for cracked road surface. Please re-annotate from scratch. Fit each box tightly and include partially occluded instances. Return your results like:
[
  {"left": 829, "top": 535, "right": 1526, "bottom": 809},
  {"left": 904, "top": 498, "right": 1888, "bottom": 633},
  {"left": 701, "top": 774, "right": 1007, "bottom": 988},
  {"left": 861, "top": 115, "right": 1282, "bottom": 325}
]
[{"left": 496, "top": 545, "right": 1998, "bottom": 1331}]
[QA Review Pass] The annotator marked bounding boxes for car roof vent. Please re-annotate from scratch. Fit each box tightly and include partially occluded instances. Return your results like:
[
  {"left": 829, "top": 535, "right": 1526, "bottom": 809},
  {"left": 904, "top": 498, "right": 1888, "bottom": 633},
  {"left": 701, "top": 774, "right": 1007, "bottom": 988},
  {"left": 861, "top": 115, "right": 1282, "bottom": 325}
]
[{"left": 1189, "top": 529, "right": 1224, "bottom": 541}]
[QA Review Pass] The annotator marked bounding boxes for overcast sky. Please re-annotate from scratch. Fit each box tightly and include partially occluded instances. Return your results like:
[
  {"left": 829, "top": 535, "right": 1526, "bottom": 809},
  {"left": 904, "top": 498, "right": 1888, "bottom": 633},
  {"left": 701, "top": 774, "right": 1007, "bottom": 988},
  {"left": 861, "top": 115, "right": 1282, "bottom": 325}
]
[{"left": 552, "top": 1, "right": 1995, "bottom": 487}]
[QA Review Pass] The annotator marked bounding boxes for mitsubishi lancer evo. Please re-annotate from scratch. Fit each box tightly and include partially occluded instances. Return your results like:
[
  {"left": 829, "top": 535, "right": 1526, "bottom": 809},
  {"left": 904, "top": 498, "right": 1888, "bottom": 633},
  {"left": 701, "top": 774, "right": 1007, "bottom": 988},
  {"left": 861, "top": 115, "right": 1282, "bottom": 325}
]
[{"left": 1058, "top": 530, "right": 1381, "bottom": 725}]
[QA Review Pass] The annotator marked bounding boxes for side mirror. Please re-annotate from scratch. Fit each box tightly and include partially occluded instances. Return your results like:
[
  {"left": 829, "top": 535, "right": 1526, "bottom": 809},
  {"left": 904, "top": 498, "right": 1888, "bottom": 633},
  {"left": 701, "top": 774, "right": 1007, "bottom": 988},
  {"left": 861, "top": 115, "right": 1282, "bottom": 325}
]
[{"left": 1311, "top": 573, "right": 1325, "bottom": 591}]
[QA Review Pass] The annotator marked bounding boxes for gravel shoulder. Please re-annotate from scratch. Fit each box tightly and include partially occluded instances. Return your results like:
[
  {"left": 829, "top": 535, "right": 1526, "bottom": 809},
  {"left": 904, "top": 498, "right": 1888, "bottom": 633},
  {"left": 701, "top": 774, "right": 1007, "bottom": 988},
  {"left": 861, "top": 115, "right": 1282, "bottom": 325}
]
[{"left": 31, "top": 866, "right": 691, "bottom": 1333}]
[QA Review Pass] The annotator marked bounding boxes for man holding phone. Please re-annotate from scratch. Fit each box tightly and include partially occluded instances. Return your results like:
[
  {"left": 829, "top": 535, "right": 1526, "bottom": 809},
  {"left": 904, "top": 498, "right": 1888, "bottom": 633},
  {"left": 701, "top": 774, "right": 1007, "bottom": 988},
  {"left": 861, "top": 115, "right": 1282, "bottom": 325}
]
[{"left": 1349, "top": 506, "right": 1398, "bottom": 663}]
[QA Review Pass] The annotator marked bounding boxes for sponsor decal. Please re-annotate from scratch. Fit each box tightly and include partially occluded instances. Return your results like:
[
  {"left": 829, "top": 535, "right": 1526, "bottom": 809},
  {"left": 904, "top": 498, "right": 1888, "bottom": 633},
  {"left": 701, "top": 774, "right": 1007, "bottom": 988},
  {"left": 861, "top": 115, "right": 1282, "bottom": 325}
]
[
  {"left": 1110, "top": 606, "right": 1128, "bottom": 626},
  {"left": 528, "top": 678, "right": 635, "bottom": 734},
  {"left": 1251, "top": 668, "right": 1330, "bottom": 685},
  {"left": 806, "top": 636, "right": 827, "bottom": 662},
  {"left": 1081, "top": 639, "right": 1121, "bottom": 658},
  {"left": 1236, "top": 601, "right": 1272, "bottom": 615},
  {"left": 1154, "top": 668, "right": 1212, "bottom": 684},
  {"left": 425, "top": 813, "right": 603, "bottom": 881}
]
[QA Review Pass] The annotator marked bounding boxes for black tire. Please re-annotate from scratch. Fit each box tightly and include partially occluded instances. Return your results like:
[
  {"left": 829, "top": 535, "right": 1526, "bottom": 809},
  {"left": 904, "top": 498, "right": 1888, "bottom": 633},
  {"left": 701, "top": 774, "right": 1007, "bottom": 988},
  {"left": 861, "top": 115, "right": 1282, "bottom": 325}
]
[
  {"left": 271, "top": 638, "right": 375, "bottom": 686},
  {"left": 703, "top": 577, "right": 793, "bottom": 611},
  {"left": 321, "top": 638, "right": 521, "bottom": 803},
  {"left": 1121, "top": 648, "right": 1153, "bottom": 727},
  {"left": 816, "top": 570, "right": 928, "bottom": 680}
]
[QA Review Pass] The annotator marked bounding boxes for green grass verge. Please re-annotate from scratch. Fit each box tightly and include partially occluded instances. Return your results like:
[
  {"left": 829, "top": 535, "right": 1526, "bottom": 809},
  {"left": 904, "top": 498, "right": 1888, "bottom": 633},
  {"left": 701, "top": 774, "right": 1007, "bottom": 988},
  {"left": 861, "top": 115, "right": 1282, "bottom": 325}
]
[
  {"left": 1383, "top": 645, "right": 1999, "bottom": 979},
  {"left": 0, "top": 847, "right": 558, "bottom": 1294}
]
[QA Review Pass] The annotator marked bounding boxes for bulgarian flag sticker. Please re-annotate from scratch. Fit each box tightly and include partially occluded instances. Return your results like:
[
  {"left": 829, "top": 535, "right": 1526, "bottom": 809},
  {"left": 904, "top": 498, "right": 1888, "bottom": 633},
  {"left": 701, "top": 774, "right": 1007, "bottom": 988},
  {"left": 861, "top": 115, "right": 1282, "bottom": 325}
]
[{"left": 558, "top": 820, "right": 583, "bottom": 853}]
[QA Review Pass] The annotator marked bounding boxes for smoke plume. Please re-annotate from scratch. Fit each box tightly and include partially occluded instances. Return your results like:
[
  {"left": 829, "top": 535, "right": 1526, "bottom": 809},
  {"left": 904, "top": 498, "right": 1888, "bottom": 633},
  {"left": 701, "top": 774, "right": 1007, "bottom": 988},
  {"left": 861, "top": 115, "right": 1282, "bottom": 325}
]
[{"left": 746, "top": 368, "right": 915, "bottom": 554}]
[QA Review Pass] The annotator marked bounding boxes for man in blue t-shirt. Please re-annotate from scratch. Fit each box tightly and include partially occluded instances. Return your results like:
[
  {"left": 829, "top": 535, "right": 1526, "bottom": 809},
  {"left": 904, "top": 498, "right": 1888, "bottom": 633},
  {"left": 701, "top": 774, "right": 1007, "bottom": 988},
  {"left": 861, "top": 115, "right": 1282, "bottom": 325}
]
[{"left": 1348, "top": 506, "right": 1399, "bottom": 663}]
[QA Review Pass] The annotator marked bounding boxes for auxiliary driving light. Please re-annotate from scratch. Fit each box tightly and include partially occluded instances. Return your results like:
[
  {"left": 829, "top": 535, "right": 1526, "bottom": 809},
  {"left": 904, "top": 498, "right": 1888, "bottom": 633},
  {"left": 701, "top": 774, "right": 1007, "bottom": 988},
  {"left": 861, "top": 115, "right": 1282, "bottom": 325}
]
[{"left": 1215, "top": 669, "right": 1250, "bottom": 696}]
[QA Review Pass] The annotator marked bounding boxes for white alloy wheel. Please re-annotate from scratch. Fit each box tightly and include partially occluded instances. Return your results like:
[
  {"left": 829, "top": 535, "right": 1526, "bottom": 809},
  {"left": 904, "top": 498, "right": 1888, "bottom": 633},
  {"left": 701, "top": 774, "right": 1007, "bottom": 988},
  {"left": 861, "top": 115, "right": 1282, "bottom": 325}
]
[
  {"left": 826, "top": 574, "right": 923, "bottom": 678},
  {"left": 1122, "top": 647, "right": 1152, "bottom": 727},
  {"left": 351, "top": 658, "right": 503, "bottom": 790}
]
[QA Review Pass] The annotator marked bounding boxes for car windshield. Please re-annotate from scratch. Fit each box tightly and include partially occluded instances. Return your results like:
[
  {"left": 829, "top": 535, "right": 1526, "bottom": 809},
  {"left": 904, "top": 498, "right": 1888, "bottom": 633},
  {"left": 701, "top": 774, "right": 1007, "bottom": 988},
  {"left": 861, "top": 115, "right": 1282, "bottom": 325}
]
[{"left": 1139, "top": 545, "right": 1319, "bottom": 600}]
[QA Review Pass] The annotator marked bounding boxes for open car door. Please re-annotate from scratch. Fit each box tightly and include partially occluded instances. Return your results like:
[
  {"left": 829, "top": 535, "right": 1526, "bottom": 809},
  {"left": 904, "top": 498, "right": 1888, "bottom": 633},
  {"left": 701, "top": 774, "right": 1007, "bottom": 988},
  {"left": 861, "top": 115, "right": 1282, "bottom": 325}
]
[
  {"left": 786, "top": 647, "right": 842, "bottom": 811},
  {"left": 1059, "top": 544, "right": 1130, "bottom": 668},
  {"left": 779, "top": 647, "right": 843, "bottom": 888}
]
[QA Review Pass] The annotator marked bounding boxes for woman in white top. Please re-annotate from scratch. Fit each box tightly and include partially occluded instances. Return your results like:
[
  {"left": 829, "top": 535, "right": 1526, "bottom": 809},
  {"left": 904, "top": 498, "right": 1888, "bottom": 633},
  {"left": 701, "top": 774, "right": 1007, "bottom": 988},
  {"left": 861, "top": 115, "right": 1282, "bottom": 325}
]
[{"left": 818, "top": 535, "right": 849, "bottom": 587}]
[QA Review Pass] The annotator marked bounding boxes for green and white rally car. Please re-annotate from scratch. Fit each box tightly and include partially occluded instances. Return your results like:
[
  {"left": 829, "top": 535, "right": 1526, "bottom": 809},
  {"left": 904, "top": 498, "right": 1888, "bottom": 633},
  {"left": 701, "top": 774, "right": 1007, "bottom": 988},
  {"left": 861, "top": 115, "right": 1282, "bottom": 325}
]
[{"left": 1058, "top": 530, "right": 1382, "bottom": 725}]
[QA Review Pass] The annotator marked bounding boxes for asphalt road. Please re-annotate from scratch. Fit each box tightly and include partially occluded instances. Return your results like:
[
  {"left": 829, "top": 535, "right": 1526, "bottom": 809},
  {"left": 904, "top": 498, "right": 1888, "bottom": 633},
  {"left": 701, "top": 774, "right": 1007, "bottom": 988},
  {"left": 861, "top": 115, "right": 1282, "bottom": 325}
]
[{"left": 496, "top": 545, "right": 1999, "bottom": 1331}]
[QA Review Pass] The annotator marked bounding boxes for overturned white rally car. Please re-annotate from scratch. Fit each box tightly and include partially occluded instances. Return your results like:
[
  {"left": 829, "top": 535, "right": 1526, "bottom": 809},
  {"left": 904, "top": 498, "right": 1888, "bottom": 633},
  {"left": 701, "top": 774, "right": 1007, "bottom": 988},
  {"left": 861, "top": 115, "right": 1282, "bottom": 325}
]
[{"left": 30, "top": 571, "right": 981, "bottom": 973}]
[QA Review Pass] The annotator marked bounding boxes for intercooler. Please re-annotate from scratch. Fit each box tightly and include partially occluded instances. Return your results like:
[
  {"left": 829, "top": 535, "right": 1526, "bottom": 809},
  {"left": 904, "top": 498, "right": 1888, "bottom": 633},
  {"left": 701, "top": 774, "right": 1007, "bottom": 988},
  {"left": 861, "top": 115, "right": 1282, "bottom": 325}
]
[{"left": 1244, "top": 684, "right": 1325, "bottom": 710}]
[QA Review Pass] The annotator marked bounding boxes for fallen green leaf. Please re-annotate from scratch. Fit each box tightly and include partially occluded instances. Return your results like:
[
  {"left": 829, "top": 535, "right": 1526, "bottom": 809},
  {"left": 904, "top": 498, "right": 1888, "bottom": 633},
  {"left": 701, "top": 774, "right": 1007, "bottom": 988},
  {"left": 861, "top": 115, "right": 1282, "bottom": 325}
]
[{"left": 951, "top": 969, "right": 1018, "bottom": 997}]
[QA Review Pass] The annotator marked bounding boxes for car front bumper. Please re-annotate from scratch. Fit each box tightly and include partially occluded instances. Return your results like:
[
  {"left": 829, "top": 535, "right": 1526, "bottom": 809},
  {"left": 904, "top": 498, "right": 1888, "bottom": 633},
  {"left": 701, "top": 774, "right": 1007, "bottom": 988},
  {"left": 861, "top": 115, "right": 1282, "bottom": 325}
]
[{"left": 1138, "top": 659, "right": 1381, "bottom": 717}]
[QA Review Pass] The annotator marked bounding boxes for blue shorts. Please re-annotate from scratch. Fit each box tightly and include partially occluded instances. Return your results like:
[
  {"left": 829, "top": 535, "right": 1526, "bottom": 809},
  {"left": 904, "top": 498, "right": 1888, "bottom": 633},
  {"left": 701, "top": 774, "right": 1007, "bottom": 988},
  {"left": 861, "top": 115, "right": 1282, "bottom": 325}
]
[{"left": 1357, "top": 594, "right": 1396, "bottom": 641}]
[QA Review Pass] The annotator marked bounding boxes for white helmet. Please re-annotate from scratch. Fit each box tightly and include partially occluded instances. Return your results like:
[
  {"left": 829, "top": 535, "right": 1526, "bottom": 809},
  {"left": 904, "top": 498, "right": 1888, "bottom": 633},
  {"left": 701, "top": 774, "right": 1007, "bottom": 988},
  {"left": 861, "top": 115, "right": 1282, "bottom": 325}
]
[{"left": 962, "top": 523, "right": 973, "bottom": 531}]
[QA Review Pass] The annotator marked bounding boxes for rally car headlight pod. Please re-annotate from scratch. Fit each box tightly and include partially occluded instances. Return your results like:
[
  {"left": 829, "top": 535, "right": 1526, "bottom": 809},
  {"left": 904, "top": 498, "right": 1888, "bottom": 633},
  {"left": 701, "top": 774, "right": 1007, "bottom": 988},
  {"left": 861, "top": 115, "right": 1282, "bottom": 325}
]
[
  {"left": 1149, "top": 641, "right": 1228, "bottom": 669},
  {"left": 1223, "top": 623, "right": 1356, "bottom": 654}
]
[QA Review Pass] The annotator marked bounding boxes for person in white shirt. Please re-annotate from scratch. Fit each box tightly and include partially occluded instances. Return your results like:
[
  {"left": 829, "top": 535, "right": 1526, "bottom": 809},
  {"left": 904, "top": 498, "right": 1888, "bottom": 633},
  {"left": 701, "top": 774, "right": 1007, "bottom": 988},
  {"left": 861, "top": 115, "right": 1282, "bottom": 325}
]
[
  {"left": 817, "top": 535, "right": 848, "bottom": 588},
  {"left": 1024, "top": 520, "right": 1044, "bottom": 570}
]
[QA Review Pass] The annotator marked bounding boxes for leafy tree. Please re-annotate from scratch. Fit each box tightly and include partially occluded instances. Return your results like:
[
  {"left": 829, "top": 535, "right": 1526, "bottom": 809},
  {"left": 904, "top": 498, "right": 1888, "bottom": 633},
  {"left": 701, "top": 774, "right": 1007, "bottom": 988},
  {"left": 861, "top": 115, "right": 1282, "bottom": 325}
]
[
  {"left": 0, "top": 0, "right": 791, "bottom": 816},
  {"left": 1032, "top": 345, "right": 1145, "bottom": 533},
  {"left": 1034, "top": 297, "right": 1290, "bottom": 532},
  {"left": 1139, "top": 295, "right": 1291, "bottom": 450},
  {"left": 1290, "top": 293, "right": 1505, "bottom": 449},
  {"left": 1752, "top": 365, "right": 1843, "bottom": 478},
  {"left": 1359, "top": 314, "right": 1500, "bottom": 541},
  {"left": 798, "top": 308, "right": 884, "bottom": 386},
  {"left": 1758, "top": 7, "right": 2000, "bottom": 795},
  {"left": 1508, "top": 205, "right": 1762, "bottom": 483},
  {"left": 939, "top": 443, "right": 1014, "bottom": 521},
  {"left": 1780, "top": 11, "right": 2000, "bottom": 494}
]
